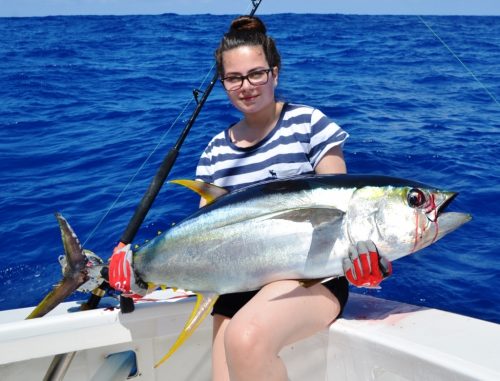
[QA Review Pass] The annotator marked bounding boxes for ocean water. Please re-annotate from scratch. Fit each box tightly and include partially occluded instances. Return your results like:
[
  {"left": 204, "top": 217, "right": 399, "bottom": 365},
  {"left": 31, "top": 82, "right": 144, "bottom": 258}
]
[{"left": 0, "top": 13, "right": 499, "bottom": 323}]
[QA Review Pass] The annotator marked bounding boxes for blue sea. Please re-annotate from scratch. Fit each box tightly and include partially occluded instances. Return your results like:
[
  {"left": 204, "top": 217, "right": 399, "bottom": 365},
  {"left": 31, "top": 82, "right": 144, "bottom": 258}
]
[{"left": 0, "top": 13, "right": 499, "bottom": 323}]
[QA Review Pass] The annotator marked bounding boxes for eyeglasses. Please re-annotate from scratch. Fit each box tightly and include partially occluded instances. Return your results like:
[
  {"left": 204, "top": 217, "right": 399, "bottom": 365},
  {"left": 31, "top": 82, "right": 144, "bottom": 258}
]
[{"left": 221, "top": 68, "right": 273, "bottom": 91}]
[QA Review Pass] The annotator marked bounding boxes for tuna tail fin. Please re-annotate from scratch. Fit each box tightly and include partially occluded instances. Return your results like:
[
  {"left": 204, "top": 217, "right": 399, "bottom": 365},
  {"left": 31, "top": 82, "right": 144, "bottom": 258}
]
[
  {"left": 170, "top": 179, "right": 228, "bottom": 205},
  {"left": 154, "top": 292, "right": 219, "bottom": 367},
  {"left": 26, "top": 213, "right": 90, "bottom": 319}
]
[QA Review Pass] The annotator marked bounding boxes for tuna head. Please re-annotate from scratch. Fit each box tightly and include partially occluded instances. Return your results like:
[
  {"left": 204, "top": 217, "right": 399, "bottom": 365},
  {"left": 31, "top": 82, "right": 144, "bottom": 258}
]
[{"left": 345, "top": 184, "right": 471, "bottom": 262}]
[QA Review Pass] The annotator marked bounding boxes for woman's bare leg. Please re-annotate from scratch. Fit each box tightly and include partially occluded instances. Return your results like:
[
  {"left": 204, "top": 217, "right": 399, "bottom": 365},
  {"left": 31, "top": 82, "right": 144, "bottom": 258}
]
[
  {"left": 213, "top": 314, "right": 232, "bottom": 381},
  {"left": 212, "top": 280, "right": 341, "bottom": 381}
]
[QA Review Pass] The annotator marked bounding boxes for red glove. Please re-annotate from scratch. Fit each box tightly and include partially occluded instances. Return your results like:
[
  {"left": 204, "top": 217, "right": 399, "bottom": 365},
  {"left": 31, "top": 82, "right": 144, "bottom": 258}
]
[
  {"left": 108, "top": 242, "right": 146, "bottom": 298},
  {"left": 343, "top": 241, "right": 392, "bottom": 288}
]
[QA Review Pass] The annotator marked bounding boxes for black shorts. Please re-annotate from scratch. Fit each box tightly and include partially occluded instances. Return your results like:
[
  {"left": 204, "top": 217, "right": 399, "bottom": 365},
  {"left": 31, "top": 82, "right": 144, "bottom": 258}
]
[{"left": 212, "top": 277, "right": 349, "bottom": 318}]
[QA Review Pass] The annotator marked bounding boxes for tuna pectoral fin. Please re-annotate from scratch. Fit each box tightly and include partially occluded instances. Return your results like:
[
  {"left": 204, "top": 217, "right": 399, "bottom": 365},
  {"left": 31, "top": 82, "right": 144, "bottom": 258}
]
[
  {"left": 267, "top": 207, "right": 344, "bottom": 227},
  {"left": 169, "top": 179, "right": 228, "bottom": 205},
  {"left": 154, "top": 292, "right": 219, "bottom": 368},
  {"left": 270, "top": 207, "right": 344, "bottom": 275}
]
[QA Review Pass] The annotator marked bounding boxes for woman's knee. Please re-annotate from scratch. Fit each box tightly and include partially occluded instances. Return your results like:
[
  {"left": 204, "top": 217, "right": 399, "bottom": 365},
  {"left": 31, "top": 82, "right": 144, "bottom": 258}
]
[{"left": 224, "top": 318, "right": 271, "bottom": 365}]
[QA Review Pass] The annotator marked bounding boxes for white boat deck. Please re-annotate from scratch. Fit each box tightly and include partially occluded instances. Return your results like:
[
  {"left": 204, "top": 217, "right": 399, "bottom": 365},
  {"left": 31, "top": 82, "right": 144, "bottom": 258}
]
[{"left": 0, "top": 291, "right": 499, "bottom": 380}]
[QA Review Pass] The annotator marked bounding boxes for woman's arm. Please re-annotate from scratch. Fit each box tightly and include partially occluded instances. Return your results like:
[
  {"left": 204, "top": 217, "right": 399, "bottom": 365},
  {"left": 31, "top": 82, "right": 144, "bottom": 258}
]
[{"left": 314, "top": 145, "right": 347, "bottom": 175}]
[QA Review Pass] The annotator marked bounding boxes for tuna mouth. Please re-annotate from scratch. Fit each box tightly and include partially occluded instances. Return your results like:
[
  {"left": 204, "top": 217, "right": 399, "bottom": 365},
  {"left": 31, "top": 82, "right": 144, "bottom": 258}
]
[
  {"left": 425, "top": 191, "right": 457, "bottom": 222},
  {"left": 437, "top": 191, "right": 458, "bottom": 215},
  {"left": 433, "top": 192, "right": 472, "bottom": 240}
]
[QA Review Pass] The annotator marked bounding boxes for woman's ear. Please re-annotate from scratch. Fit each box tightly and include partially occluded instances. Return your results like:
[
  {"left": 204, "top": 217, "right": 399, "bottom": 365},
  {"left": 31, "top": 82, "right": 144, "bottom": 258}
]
[{"left": 272, "top": 66, "right": 279, "bottom": 87}]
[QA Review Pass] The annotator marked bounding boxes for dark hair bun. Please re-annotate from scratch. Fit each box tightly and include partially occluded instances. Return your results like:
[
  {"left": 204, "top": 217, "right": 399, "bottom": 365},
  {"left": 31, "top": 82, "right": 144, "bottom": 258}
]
[
  {"left": 229, "top": 16, "right": 266, "bottom": 35},
  {"left": 216, "top": 15, "right": 280, "bottom": 76}
]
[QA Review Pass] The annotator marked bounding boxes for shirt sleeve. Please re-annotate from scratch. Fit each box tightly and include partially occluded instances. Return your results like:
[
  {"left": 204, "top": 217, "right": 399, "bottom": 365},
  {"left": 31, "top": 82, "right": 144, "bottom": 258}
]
[
  {"left": 196, "top": 150, "right": 213, "bottom": 183},
  {"left": 195, "top": 146, "right": 214, "bottom": 184},
  {"left": 308, "top": 108, "right": 349, "bottom": 169}
]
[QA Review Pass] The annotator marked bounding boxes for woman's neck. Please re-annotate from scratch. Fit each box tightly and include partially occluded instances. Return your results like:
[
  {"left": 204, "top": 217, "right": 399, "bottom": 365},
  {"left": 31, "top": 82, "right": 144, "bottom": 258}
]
[
  {"left": 231, "top": 101, "right": 283, "bottom": 147},
  {"left": 245, "top": 101, "right": 281, "bottom": 129}
]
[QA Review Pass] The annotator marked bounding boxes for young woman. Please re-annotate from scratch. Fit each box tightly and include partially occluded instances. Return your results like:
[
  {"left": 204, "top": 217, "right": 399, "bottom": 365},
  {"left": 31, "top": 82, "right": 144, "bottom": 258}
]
[
  {"left": 195, "top": 16, "right": 392, "bottom": 381},
  {"left": 109, "top": 15, "right": 391, "bottom": 381}
]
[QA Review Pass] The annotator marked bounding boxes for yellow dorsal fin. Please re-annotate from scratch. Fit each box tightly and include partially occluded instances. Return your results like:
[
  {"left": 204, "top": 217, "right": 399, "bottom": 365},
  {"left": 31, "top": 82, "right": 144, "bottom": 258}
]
[
  {"left": 169, "top": 179, "right": 228, "bottom": 205},
  {"left": 154, "top": 292, "right": 219, "bottom": 368}
]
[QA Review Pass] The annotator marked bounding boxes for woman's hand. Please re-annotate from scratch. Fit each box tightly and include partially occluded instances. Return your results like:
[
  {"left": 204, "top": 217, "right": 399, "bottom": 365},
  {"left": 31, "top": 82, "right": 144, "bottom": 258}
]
[
  {"left": 342, "top": 241, "right": 392, "bottom": 288},
  {"left": 109, "top": 242, "right": 147, "bottom": 298}
]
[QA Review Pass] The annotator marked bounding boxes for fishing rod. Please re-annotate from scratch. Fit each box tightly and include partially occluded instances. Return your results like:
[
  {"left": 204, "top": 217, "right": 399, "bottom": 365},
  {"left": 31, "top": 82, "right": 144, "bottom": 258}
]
[
  {"left": 113, "top": 0, "right": 263, "bottom": 314},
  {"left": 120, "top": 0, "right": 262, "bottom": 244}
]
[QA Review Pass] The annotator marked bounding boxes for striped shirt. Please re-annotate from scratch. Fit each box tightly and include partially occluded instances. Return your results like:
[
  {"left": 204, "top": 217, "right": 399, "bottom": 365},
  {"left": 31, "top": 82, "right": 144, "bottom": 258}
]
[{"left": 196, "top": 103, "right": 348, "bottom": 191}]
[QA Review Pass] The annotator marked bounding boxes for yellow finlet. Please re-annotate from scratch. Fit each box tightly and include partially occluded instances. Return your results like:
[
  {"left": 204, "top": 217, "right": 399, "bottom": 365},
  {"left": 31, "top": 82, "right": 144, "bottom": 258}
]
[
  {"left": 154, "top": 292, "right": 219, "bottom": 368},
  {"left": 146, "top": 283, "right": 157, "bottom": 293},
  {"left": 170, "top": 179, "right": 228, "bottom": 205}
]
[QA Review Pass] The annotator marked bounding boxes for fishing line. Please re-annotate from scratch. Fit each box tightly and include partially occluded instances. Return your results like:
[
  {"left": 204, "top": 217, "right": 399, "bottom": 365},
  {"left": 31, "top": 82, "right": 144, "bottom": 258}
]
[
  {"left": 356, "top": 16, "right": 499, "bottom": 131},
  {"left": 418, "top": 15, "right": 499, "bottom": 106},
  {"left": 83, "top": 100, "right": 191, "bottom": 246}
]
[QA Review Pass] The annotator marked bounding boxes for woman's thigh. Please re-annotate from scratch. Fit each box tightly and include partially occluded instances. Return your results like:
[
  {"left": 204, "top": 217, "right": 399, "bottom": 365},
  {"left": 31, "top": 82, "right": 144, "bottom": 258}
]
[{"left": 228, "top": 280, "right": 342, "bottom": 350}]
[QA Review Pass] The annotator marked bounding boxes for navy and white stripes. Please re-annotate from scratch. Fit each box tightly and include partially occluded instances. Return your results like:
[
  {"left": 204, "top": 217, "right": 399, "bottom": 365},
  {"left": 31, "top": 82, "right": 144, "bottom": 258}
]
[{"left": 196, "top": 103, "right": 348, "bottom": 191}]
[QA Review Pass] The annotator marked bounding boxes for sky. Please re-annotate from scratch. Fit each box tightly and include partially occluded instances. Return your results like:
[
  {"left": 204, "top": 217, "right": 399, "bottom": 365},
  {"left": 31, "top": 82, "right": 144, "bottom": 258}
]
[{"left": 1, "top": 0, "right": 499, "bottom": 18}]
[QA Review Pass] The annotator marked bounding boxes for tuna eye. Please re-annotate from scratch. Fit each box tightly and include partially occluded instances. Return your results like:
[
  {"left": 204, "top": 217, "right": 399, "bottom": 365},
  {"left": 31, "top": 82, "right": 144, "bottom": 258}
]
[{"left": 407, "top": 188, "right": 426, "bottom": 208}]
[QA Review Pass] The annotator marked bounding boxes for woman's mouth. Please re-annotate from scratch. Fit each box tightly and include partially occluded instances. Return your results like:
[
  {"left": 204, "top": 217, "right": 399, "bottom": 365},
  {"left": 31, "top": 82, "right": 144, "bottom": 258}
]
[{"left": 241, "top": 94, "right": 258, "bottom": 102}]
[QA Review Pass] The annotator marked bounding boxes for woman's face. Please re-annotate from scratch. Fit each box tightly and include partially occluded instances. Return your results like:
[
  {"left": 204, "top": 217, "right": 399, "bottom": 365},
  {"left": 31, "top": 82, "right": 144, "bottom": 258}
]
[{"left": 221, "top": 45, "right": 278, "bottom": 115}]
